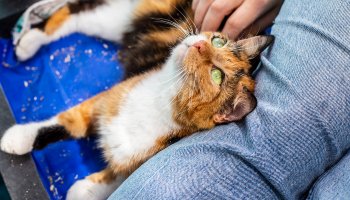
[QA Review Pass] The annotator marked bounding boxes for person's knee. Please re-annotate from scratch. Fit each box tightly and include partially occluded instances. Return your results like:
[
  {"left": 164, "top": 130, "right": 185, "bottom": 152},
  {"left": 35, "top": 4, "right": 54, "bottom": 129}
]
[
  {"left": 307, "top": 151, "right": 350, "bottom": 200},
  {"left": 109, "top": 138, "right": 280, "bottom": 199}
]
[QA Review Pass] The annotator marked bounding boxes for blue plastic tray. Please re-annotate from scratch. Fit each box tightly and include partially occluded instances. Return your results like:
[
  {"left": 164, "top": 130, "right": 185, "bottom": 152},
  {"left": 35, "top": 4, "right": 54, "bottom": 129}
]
[{"left": 0, "top": 33, "right": 124, "bottom": 199}]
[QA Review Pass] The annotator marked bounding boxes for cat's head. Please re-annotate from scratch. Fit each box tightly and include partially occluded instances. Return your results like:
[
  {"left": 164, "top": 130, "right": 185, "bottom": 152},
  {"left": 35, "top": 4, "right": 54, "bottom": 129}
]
[{"left": 170, "top": 32, "right": 273, "bottom": 130}]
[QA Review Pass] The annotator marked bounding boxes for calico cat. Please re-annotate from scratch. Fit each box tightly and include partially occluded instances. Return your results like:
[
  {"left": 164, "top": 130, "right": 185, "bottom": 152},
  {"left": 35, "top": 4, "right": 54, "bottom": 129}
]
[{"left": 2, "top": 0, "right": 274, "bottom": 199}]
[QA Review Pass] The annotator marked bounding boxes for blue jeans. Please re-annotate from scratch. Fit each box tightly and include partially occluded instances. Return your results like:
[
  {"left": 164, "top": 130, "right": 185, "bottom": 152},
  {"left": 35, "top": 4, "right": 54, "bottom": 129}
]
[{"left": 109, "top": 0, "right": 350, "bottom": 199}]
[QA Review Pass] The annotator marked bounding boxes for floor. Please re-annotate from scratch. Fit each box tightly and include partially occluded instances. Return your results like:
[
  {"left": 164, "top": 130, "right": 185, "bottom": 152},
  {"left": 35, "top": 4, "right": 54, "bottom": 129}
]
[{"left": 0, "top": 89, "right": 48, "bottom": 199}]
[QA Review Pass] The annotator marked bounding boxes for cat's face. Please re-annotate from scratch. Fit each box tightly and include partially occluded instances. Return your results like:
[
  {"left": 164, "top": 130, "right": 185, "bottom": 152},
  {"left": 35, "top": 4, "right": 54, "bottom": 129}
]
[{"left": 171, "top": 33, "right": 273, "bottom": 129}]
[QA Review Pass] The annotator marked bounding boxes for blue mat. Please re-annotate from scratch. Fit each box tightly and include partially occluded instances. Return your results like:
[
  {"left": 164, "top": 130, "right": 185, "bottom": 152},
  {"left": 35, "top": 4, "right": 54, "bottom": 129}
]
[{"left": 0, "top": 33, "right": 124, "bottom": 199}]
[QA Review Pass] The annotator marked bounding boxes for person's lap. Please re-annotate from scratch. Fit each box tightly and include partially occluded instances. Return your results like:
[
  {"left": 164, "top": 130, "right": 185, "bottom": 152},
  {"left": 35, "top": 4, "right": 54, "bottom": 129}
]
[
  {"left": 307, "top": 149, "right": 350, "bottom": 200},
  {"left": 109, "top": 0, "right": 350, "bottom": 199}
]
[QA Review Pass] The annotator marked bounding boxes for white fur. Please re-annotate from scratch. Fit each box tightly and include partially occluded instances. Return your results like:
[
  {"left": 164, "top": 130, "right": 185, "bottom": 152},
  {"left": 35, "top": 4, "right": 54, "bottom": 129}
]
[
  {"left": 99, "top": 35, "right": 207, "bottom": 164},
  {"left": 16, "top": 0, "right": 139, "bottom": 61},
  {"left": 16, "top": 29, "right": 50, "bottom": 61},
  {"left": 1, "top": 118, "right": 57, "bottom": 155},
  {"left": 66, "top": 176, "right": 124, "bottom": 200}
]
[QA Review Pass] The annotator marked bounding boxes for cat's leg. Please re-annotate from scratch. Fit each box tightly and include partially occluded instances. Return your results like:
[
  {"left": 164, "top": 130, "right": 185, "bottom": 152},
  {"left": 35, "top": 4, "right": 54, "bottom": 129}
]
[
  {"left": 16, "top": 5, "right": 72, "bottom": 61},
  {"left": 1, "top": 96, "right": 99, "bottom": 155},
  {"left": 16, "top": 0, "right": 137, "bottom": 61},
  {"left": 66, "top": 168, "right": 125, "bottom": 200}
]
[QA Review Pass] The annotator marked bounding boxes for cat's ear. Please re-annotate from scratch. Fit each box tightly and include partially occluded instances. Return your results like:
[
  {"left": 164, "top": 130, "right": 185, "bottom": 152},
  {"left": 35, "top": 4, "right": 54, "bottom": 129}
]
[
  {"left": 235, "top": 35, "right": 274, "bottom": 59},
  {"left": 213, "top": 85, "right": 257, "bottom": 123}
]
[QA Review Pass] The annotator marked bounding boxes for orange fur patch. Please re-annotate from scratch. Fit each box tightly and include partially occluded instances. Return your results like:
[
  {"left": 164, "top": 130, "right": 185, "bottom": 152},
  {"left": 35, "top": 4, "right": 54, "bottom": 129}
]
[
  {"left": 57, "top": 96, "right": 98, "bottom": 138},
  {"left": 44, "top": 6, "right": 70, "bottom": 35},
  {"left": 144, "top": 26, "right": 185, "bottom": 44},
  {"left": 87, "top": 168, "right": 116, "bottom": 184},
  {"left": 57, "top": 71, "right": 148, "bottom": 138},
  {"left": 134, "top": 0, "right": 187, "bottom": 17}
]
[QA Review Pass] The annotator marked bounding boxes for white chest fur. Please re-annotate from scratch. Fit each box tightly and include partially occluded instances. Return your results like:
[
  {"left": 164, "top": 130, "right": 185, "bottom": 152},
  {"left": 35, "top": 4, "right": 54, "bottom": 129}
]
[{"left": 98, "top": 61, "right": 182, "bottom": 164}]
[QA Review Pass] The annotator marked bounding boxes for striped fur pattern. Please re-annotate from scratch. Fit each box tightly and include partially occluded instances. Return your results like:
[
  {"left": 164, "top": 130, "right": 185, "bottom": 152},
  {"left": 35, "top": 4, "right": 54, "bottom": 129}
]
[{"left": 3, "top": 0, "right": 274, "bottom": 199}]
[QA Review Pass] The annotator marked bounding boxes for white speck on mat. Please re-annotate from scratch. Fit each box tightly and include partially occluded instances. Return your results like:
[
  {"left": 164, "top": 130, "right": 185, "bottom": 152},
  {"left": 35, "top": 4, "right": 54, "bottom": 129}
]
[
  {"left": 2, "top": 62, "right": 10, "bottom": 68},
  {"left": 50, "top": 185, "right": 55, "bottom": 192},
  {"left": 85, "top": 49, "right": 93, "bottom": 54},
  {"left": 24, "top": 81, "right": 29, "bottom": 87},
  {"left": 64, "top": 55, "right": 71, "bottom": 63},
  {"left": 54, "top": 176, "right": 63, "bottom": 183}
]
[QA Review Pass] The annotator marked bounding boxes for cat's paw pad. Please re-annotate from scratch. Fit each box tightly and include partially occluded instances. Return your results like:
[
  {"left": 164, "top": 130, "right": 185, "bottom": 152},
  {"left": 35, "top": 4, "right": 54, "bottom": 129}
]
[
  {"left": 1, "top": 124, "right": 37, "bottom": 155},
  {"left": 66, "top": 179, "right": 116, "bottom": 200},
  {"left": 16, "top": 29, "right": 48, "bottom": 61}
]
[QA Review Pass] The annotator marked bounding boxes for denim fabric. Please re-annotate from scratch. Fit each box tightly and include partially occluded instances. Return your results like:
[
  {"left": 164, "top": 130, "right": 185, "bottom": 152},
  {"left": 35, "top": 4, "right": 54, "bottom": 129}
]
[
  {"left": 307, "top": 150, "right": 350, "bottom": 200},
  {"left": 109, "top": 0, "right": 350, "bottom": 199}
]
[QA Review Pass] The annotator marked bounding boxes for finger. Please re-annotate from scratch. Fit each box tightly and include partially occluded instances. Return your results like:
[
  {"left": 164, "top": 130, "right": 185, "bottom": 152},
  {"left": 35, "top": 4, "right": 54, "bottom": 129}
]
[
  {"left": 192, "top": 0, "right": 200, "bottom": 10},
  {"left": 222, "top": 0, "right": 277, "bottom": 39},
  {"left": 194, "top": 0, "right": 215, "bottom": 30},
  {"left": 201, "top": 0, "right": 243, "bottom": 31},
  {"left": 240, "top": 4, "right": 282, "bottom": 38}
]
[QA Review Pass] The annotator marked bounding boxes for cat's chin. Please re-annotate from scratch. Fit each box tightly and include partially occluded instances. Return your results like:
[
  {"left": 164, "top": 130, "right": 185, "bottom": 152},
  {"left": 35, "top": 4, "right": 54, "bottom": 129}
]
[
  {"left": 172, "top": 34, "right": 208, "bottom": 65},
  {"left": 172, "top": 43, "right": 190, "bottom": 65}
]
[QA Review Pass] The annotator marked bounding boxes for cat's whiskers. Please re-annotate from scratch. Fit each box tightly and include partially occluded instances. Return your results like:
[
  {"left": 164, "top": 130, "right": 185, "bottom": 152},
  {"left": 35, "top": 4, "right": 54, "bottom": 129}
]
[
  {"left": 165, "top": 11, "right": 192, "bottom": 36},
  {"left": 167, "top": 68, "right": 188, "bottom": 103},
  {"left": 151, "top": 18, "right": 189, "bottom": 38},
  {"left": 171, "top": 5, "right": 195, "bottom": 35},
  {"left": 162, "top": 69, "right": 188, "bottom": 113},
  {"left": 165, "top": 11, "right": 193, "bottom": 37},
  {"left": 159, "top": 68, "right": 183, "bottom": 85},
  {"left": 172, "top": 4, "right": 198, "bottom": 35},
  {"left": 174, "top": 72, "right": 196, "bottom": 119},
  {"left": 190, "top": 75, "right": 198, "bottom": 106},
  {"left": 157, "top": 68, "right": 186, "bottom": 101}
]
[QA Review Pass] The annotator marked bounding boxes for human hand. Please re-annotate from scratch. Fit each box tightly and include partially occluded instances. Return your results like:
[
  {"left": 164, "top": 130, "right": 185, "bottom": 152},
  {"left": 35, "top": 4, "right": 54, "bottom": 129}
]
[{"left": 192, "top": 0, "right": 283, "bottom": 39}]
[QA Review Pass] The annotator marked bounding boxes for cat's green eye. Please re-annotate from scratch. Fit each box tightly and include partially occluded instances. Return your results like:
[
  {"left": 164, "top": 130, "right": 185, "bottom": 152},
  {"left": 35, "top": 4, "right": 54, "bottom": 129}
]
[
  {"left": 212, "top": 37, "right": 226, "bottom": 48},
  {"left": 211, "top": 68, "right": 223, "bottom": 85}
]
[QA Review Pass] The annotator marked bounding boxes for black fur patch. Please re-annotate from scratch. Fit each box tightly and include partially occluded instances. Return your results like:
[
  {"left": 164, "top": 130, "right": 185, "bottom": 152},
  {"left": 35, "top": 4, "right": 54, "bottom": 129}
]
[
  {"left": 120, "top": 0, "right": 193, "bottom": 78},
  {"left": 235, "top": 69, "right": 246, "bottom": 77},
  {"left": 119, "top": 42, "right": 172, "bottom": 77},
  {"left": 68, "top": 0, "right": 106, "bottom": 14},
  {"left": 167, "top": 136, "right": 182, "bottom": 145},
  {"left": 231, "top": 43, "right": 242, "bottom": 60},
  {"left": 33, "top": 125, "right": 71, "bottom": 150}
]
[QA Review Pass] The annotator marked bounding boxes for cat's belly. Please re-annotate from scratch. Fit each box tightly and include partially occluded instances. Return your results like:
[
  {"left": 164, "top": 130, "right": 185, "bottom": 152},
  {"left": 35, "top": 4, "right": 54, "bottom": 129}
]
[
  {"left": 95, "top": 56, "right": 183, "bottom": 166},
  {"left": 98, "top": 117, "right": 173, "bottom": 165},
  {"left": 97, "top": 76, "right": 181, "bottom": 165}
]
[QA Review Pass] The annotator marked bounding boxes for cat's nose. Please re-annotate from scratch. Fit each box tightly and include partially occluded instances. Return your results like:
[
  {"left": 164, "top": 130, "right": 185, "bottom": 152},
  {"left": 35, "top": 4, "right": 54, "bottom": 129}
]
[{"left": 192, "top": 40, "right": 207, "bottom": 54}]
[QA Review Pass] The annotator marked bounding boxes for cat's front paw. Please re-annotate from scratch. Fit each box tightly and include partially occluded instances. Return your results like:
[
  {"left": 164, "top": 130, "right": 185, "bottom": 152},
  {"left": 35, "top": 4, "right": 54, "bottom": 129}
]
[
  {"left": 1, "top": 124, "right": 38, "bottom": 155},
  {"left": 16, "top": 29, "right": 48, "bottom": 61}
]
